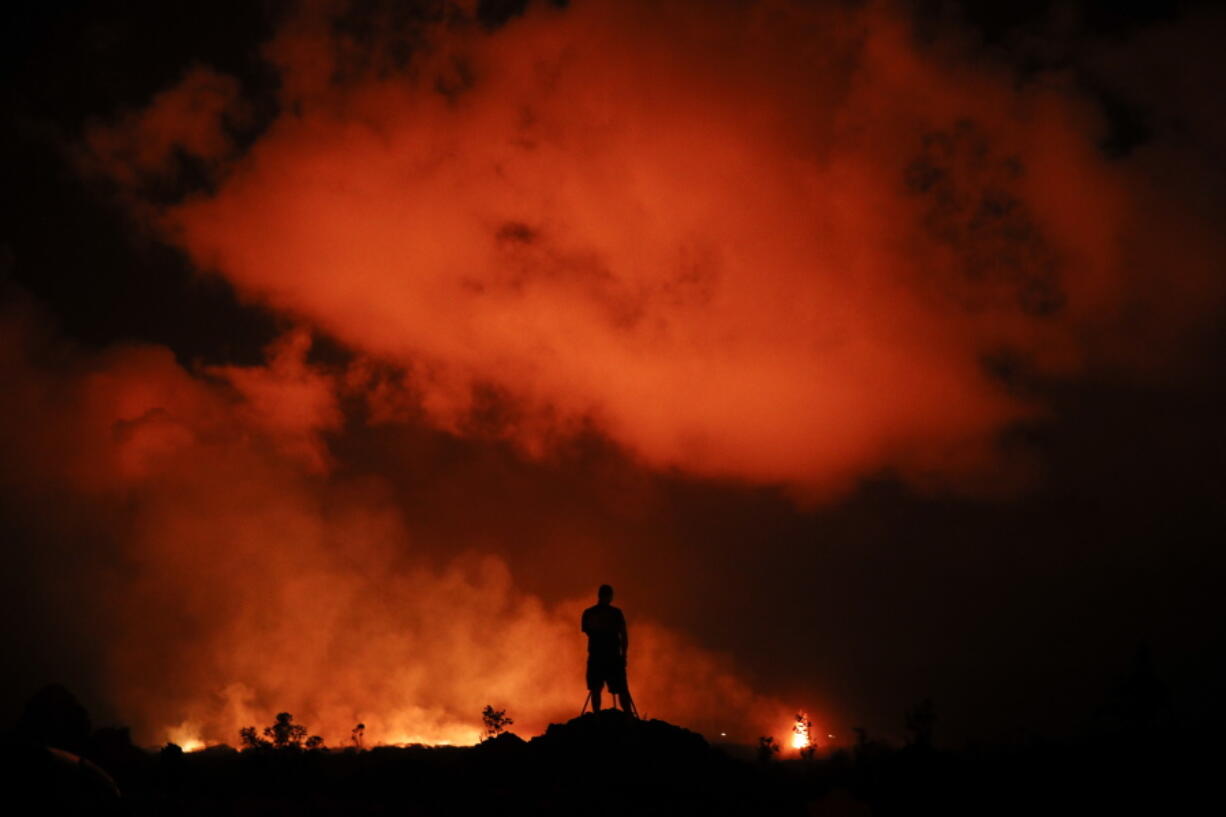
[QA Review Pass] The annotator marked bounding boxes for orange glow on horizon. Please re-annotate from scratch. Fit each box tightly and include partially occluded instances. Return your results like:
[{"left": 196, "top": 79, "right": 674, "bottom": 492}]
[{"left": 382, "top": 728, "right": 481, "bottom": 748}]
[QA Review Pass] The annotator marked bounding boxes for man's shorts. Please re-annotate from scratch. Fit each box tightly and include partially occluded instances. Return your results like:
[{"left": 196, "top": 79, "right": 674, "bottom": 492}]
[{"left": 586, "top": 651, "right": 627, "bottom": 695}]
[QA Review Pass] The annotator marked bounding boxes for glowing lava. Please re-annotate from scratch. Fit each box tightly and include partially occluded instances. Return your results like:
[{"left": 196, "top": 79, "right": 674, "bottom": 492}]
[{"left": 166, "top": 721, "right": 206, "bottom": 752}]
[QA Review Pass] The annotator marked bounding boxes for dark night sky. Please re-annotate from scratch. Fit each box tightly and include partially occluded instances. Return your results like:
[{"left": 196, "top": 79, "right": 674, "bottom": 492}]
[{"left": 2, "top": 0, "right": 1223, "bottom": 748}]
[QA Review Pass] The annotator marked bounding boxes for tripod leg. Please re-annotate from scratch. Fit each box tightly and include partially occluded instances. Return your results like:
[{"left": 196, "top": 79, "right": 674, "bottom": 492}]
[
  {"left": 619, "top": 687, "right": 639, "bottom": 718},
  {"left": 580, "top": 691, "right": 591, "bottom": 715}
]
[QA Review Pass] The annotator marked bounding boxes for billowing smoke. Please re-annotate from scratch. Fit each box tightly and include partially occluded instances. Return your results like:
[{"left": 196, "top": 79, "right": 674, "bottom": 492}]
[
  {"left": 7, "top": 0, "right": 1223, "bottom": 747},
  {"left": 0, "top": 301, "right": 786, "bottom": 745}
]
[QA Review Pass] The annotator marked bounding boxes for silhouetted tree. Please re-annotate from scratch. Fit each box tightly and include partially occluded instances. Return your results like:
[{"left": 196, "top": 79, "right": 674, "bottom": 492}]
[
  {"left": 264, "top": 712, "right": 308, "bottom": 748},
  {"left": 239, "top": 726, "right": 271, "bottom": 751},
  {"left": 305, "top": 734, "right": 325, "bottom": 750},
  {"left": 795, "top": 713, "right": 816, "bottom": 760},
  {"left": 481, "top": 705, "right": 514, "bottom": 741},
  {"left": 351, "top": 723, "right": 366, "bottom": 750},
  {"left": 757, "top": 735, "right": 780, "bottom": 763}
]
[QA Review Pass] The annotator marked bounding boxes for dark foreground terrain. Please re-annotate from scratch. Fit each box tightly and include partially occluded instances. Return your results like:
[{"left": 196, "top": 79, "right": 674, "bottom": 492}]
[{"left": 0, "top": 688, "right": 1217, "bottom": 816}]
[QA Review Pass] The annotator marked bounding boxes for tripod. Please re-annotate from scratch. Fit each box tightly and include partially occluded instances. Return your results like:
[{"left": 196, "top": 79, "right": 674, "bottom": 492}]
[{"left": 580, "top": 688, "right": 640, "bottom": 718}]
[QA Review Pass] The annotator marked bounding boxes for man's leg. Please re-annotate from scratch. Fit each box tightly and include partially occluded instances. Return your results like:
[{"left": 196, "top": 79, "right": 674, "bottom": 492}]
[
  {"left": 612, "top": 657, "right": 633, "bottom": 715},
  {"left": 591, "top": 686, "right": 603, "bottom": 712}
]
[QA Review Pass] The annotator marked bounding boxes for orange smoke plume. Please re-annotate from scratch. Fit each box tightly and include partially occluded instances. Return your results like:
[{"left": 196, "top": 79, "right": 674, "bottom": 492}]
[{"left": 86, "top": 0, "right": 1223, "bottom": 499}]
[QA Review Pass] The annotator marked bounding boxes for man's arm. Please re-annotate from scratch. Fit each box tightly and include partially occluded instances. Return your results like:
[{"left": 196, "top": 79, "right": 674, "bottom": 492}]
[
  {"left": 618, "top": 609, "right": 628, "bottom": 657},
  {"left": 581, "top": 607, "right": 591, "bottom": 636}
]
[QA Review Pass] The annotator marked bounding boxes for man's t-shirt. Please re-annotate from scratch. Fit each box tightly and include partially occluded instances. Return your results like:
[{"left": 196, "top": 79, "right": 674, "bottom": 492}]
[{"left": 581, "top": 604, "right": 625, "bottom": 656}]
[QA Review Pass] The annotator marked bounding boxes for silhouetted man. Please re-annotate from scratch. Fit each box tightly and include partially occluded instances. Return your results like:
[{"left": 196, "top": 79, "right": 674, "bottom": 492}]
[{"left": 581, "top": 584, "right": 635, "bottom": 714}]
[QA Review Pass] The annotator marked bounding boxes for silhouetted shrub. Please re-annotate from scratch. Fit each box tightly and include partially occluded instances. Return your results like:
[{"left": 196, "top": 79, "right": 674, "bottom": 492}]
[
  {"left": 351, "top": 723, "right": 366, "bottom": 750},
  {"left": 757, "top": 735, "right": 780, "bottom": 763}
]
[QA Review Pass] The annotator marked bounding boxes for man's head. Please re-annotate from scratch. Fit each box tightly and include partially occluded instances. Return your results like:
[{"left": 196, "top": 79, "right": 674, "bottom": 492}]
[{"left": 598, "top": 584, "right": 614, "bottom": 604}]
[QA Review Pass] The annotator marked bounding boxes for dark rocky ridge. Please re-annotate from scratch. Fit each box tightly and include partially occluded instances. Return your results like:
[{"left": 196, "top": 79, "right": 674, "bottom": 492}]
[{"left": 1, "top": 688, "right": 1216, "bottom": 816}]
